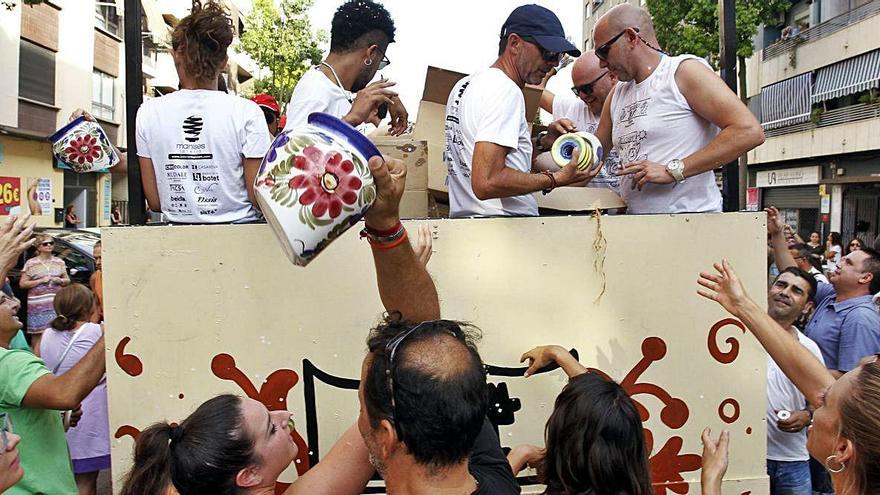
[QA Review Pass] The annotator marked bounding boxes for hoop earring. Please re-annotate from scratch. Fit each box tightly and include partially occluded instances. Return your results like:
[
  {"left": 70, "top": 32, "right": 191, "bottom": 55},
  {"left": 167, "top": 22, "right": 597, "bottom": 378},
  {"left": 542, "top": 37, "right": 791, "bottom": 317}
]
[
  {"left": 364, "top": 58, "right": 373, "bottom": 66},
  {"left": 825, "top": 454, "right": 846, "bottom": 474}
]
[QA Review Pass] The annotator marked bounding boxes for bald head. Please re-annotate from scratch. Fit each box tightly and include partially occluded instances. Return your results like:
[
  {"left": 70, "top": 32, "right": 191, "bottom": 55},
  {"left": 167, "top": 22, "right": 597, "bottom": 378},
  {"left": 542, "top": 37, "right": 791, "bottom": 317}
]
[
  {"left": 572, "top": 51, "right": 602, "bottom": 83},
  {"left": 598, "top": 3, "right": 657, "bottom": 41}
]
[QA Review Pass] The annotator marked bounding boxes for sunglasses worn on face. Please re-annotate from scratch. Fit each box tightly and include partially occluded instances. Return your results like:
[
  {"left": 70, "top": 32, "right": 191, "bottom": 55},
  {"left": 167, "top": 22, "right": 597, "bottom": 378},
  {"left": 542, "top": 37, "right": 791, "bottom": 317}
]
[
  {"left": 571, "top": 70, "right": 610, "bottom": 96},
  {"left": 520, "top": 35, "right": 562, "bottom": 63},
  {"left": 0, "top": 413, "right": 13, "bottom": 452},
  {"left": 41, "top": 242, "right": 54, "bottom": 247},
  {"left": 379, "top": 54, "right": 390, "bottom": 70},
  {"left": 596, "top": 28, "right": 636, "bottom": 60}
]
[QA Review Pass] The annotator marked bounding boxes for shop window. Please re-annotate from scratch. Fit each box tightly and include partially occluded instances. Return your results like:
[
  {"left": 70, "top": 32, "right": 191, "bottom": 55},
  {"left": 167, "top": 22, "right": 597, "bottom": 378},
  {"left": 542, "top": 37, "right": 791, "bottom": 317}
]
[
  {"left": 92, "top": 70, "right": 116, "bottom": 121},
  {"left": 19, "top": 40, "right": 55, "bottom": 106}
]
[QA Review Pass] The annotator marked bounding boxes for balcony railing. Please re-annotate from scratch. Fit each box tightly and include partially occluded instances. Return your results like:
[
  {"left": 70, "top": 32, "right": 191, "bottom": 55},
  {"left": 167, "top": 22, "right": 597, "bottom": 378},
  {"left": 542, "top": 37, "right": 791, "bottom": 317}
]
[
  {"left": 763, "top": 0, "right": 880, "bottom": 61},
  {"left": 763, "top": 101, "right": 880, "bottom": 138}
]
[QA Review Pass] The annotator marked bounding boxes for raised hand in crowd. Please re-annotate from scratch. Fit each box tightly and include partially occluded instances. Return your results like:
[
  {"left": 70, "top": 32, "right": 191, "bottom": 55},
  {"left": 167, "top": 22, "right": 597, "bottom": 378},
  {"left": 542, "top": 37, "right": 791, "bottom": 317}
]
[
  {"left": 365, "top": 155, "right": 440, "bottom": 321},
  {"left": 520, "top": 344, "right": 587, "bottom": 378},
  {"left": 506, "top": 444, "right": 545, "bottom": 477},
  {"left": 345, "top": 79, "right": 397, "bottom": 129},
  {"left": 700, "top": 428, "right": 729, "bottom": 495},
  {"left": 0, "top": 213, "right": 35, "bottom": 283},
  {"left": 412, "top": 224, "right": 433, "bottom": 267}
]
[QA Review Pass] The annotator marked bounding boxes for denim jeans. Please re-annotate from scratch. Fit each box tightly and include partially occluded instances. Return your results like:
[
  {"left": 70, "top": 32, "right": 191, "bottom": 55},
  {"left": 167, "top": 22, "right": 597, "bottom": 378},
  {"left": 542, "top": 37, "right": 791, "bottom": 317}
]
[
  {"left": 809, "top": 457, "right": 835, "bottom": 494},
  {"left": 767, "top": 460, "right": 812, "bottom": 495}
]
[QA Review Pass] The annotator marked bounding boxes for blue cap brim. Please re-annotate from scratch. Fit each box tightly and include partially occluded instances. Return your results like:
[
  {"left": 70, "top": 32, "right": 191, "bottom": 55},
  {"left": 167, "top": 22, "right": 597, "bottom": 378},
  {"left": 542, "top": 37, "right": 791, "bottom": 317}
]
[{"left": 532, "top": 35, "right": 581, "bottom": 56}]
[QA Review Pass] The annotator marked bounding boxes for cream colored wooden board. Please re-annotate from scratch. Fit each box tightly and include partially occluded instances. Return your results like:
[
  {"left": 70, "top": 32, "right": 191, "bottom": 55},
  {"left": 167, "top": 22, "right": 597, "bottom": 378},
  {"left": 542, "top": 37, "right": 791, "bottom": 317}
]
[
  {"left": 103, "top": 213, "right": 769, "bottom": 494},
  {"left": 536, "top": 186, "right": 627, "bottom": 211}
]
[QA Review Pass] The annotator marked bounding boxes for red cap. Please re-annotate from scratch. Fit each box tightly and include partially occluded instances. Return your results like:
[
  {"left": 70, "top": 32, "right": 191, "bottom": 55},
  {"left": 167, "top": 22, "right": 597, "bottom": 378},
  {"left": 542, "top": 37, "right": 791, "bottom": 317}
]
[
  {"left": 277, "top": 115, "right": 287, "bottom": 130},
  {"left": 251, "top": 94, "right": 280, "bottom": 114}
]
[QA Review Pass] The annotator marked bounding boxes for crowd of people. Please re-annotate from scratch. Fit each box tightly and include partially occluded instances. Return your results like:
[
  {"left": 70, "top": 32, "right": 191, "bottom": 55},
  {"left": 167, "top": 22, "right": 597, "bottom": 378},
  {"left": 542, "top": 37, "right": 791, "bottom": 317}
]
[{"left": 1, "top": 0, "right": 879, "bottom": 494}]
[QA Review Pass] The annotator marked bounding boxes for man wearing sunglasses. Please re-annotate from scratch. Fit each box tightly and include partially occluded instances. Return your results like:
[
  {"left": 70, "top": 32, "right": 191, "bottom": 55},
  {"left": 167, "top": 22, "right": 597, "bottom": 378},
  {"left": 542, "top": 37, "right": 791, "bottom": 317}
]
[
  {"left": 284, "top": 0, "right": 408, "bottom": 136},
  {"left": 535, "top": 51, "right": 622, "bottom": 196},
  {"left": 591, "top": 4, "right": 764, "bottom": 214},
  {"left": 445, "top": 5, "right": 596, "bottom": 218}
]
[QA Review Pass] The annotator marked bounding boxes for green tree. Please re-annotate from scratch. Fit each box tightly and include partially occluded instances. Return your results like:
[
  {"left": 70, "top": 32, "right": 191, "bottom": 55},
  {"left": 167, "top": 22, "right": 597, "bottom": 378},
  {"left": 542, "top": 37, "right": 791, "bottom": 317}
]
[
  {"left": 237, "top": 0, "right": 325, "bottom": 113},
  {"left": 646, "top": 0, "right": 790, "bottom": 96}
]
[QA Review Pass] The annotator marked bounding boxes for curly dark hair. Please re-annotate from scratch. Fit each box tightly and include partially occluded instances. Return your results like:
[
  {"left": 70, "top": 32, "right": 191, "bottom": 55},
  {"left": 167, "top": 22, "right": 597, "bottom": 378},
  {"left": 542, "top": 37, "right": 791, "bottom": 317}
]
[
  {"left": 329, "top": 0, "right": 396, "bottom": 53},
  {"left": 171, "top": 1, "right": 234, "bottom": 82}
]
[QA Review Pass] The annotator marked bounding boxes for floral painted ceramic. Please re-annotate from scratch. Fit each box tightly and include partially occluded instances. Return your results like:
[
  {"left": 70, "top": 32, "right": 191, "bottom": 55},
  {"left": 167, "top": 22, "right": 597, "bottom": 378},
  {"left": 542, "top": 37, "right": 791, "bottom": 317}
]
[
  {"left": 49, "top": 116, "right": 120, "bottom": 173},
  {"left": 255, "top": 112, "right": 379, "bottom": 266}
]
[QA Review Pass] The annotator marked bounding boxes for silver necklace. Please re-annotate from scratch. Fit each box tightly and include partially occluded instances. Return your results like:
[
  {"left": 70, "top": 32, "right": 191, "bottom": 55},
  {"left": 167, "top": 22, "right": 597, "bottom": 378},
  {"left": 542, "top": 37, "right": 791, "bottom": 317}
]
[{"left": 319, "top": 62, "right": 353, "bottom": 103}]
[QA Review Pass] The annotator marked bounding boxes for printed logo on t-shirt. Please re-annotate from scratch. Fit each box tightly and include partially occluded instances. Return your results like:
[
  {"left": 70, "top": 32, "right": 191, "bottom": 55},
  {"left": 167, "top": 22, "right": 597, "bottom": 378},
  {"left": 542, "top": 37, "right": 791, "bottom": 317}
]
[
  {"left": 182, "top": 115, "right": 204, "bottom": 142},
  {"left": 618, "top": 129, "right": 648, "bottom": 163},
  {"left": 618, "top": 98, "right": 650, "bottom": 128}
]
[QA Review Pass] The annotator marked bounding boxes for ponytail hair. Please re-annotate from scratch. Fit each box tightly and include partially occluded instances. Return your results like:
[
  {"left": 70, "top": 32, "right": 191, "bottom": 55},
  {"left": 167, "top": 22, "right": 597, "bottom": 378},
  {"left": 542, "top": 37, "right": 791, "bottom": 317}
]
[
  {"left": 50, "top": 284, "right": 95, "bottom": 331},
  {"left": 119, "top": 394, "right": 255, "bottom": 495},
  {"left": 171, "top": 0, "right": 234, "bottom": 82}
]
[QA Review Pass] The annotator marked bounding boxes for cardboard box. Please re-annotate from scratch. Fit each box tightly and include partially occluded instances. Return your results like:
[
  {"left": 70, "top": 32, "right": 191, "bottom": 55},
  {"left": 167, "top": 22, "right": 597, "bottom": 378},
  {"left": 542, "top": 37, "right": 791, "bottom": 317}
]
[
  {"left": 412, "top": 66, "right": 543, "bottom": 195},
  {"left": 399, "top": 190, "right": 429, "bottom": 219},
  {"left": 371, "top": 137, "right": 428, "bottom": 191}
]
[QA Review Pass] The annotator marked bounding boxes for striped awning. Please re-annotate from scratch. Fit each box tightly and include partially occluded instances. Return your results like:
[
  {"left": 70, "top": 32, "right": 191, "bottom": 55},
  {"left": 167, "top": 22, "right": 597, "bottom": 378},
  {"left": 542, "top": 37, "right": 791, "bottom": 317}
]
[
  {"left": 760, "top": 73, "right": 812, "bottom": 130},
  {"left": 812, "top": 49, "right": 880, "bottom": 103}
]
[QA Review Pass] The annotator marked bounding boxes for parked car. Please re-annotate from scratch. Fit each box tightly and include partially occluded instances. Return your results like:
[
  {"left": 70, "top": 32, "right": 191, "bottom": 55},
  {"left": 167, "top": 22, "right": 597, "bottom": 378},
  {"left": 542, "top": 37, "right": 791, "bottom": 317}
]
[{"left": 7, "top": 228, "right": 100, "bottom": 330}]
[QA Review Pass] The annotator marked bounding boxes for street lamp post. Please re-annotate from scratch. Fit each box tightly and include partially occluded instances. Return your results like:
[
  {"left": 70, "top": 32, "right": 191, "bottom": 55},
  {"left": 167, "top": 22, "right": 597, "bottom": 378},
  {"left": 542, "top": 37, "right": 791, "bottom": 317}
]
[
  {"left": 719, "top": 0, "right": 741, "bottom": 212},
  {"left": 123, "top": 0, "right": 146, "bottom": 224}
]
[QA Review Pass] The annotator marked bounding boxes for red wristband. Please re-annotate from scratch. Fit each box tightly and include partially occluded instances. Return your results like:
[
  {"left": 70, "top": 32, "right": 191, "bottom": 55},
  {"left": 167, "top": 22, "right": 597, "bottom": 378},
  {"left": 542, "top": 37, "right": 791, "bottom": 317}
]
[{"left": 369, "top": 229, "right": 408, "bottom": 250}]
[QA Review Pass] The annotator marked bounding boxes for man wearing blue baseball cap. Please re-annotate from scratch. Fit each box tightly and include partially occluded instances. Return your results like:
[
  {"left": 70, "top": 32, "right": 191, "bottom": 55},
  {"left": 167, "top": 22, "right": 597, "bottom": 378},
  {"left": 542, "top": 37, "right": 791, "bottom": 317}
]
[{"left": 445, "top": 5, "right": 600, "bottom": 218}]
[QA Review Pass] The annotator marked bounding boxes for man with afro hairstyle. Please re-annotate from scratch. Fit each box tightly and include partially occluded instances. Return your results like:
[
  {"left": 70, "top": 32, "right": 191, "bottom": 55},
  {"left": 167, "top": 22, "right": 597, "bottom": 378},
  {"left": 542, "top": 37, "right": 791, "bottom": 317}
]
[{"left": 284, "top": 0, "right": 408, "bottom": 136}]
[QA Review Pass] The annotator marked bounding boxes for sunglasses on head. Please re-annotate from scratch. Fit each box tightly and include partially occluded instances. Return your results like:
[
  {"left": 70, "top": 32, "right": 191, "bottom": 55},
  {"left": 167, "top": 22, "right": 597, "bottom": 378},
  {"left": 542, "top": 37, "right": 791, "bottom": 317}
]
[
  {"left": 519, "top": 35, "right": 562, "bottom": 63},
  {"left": 571, "top": 70, "right": 610, "bottom": 96}
]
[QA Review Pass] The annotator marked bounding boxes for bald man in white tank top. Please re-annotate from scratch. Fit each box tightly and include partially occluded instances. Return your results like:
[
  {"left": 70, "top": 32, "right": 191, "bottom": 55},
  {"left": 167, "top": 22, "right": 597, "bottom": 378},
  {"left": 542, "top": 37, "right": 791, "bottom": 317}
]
[{"left": 592, "top": 4, "right": 765, "bottom": 214}]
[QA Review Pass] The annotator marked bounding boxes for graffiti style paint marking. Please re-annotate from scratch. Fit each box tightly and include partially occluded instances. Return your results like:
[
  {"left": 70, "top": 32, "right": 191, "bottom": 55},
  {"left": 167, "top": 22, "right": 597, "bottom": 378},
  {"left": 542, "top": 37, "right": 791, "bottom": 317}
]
[
  {"left": 210, "top": 353, "right": 311, "bottom": 476},
  {"left": 115, "top": 337, "right": 143, "bottom": 376},
  {"left": 114, "top": 425, "right": 141, "bottom": 441},
  {"left": 718, "top": 398, "right": 741, "bottom": 424},
  {"left": 708, "top": 318, "right": 746, "bottom": 365},
  {"left": 645, "top": 430, "right": 702, "bottom": 495}
]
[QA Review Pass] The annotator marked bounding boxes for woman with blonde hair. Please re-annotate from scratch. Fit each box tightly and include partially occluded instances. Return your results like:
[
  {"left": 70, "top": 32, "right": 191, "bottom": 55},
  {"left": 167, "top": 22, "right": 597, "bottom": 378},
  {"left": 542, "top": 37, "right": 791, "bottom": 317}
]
[
  {"left": 18, "top": 233, "right": 69, "bottom": 355},
  {"left": 40, "top": 283, "right": 106, "bottom": 495}
]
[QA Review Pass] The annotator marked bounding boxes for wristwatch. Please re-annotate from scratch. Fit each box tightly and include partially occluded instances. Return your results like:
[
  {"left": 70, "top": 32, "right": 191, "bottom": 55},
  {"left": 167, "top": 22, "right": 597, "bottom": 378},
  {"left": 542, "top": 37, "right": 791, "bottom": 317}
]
[{"left": 665, "top": 159, "right": 686, "bottom": 183}]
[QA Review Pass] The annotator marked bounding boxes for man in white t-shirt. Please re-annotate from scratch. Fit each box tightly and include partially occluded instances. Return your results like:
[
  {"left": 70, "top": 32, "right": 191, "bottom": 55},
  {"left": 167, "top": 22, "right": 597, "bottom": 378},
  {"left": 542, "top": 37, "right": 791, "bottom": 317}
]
[
  {"left": 535, "top": 51, "right": 622, "bottom": 195},
  {"left": 445, "top": 5, "right": 597, "bottom": 218},
  {"left": 592, "top": 4, "right": 765, "bottom": 214},
  {"left": 283, "top": 0, "right": 407, "bottom": 136},
  {"left": 764, "top": 267, "right": 825, "bottom": 495}
]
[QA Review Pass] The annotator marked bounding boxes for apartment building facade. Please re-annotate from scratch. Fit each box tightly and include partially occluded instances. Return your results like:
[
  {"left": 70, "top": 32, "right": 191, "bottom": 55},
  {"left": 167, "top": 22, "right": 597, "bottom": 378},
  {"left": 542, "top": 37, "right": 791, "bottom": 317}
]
[
  {"left": 0, "top": 0, "right": 256, "bottom": 228},
  {"left": 745, "top": 0, "right": 880, "bottom": 247}
]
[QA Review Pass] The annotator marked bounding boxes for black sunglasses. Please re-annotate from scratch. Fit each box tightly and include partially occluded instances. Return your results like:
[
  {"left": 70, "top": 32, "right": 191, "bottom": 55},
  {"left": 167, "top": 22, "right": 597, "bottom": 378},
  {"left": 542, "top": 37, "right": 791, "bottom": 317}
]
[
  {"left": 520, "top": 35, "right": 562, "bottom": 63},
  {"left": 596, "top": 27, "right": 637, "bottom": 60},
  {"left": 571, "top": 70, "right": 610, "bottom": 96},
  {"left": 40, "top": 241, "right": 54, "bottom": 247}
]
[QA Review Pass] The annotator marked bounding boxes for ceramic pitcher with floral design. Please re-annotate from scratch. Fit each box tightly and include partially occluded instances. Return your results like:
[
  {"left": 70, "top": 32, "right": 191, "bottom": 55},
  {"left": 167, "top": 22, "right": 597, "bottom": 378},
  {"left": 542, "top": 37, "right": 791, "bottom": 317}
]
[
  {"left": 49, "top": 116, "right": 120, "bottom": 173},
  {"left": 255, "top": 113, "right": 379, "bottom": 266}
]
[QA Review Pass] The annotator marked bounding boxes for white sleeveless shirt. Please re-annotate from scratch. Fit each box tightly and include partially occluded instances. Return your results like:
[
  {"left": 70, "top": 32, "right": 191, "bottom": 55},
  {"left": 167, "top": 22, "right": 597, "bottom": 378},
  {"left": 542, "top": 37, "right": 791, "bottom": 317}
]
[{"left": 611, "top": 54, "right": 722, "bottom": 214}]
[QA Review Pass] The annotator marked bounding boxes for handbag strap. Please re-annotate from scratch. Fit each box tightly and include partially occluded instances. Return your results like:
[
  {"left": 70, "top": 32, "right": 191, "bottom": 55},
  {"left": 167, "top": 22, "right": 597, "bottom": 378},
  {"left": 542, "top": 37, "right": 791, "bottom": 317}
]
[{"left": 51, "top": 325, "right": 88, "bottom": 375}]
